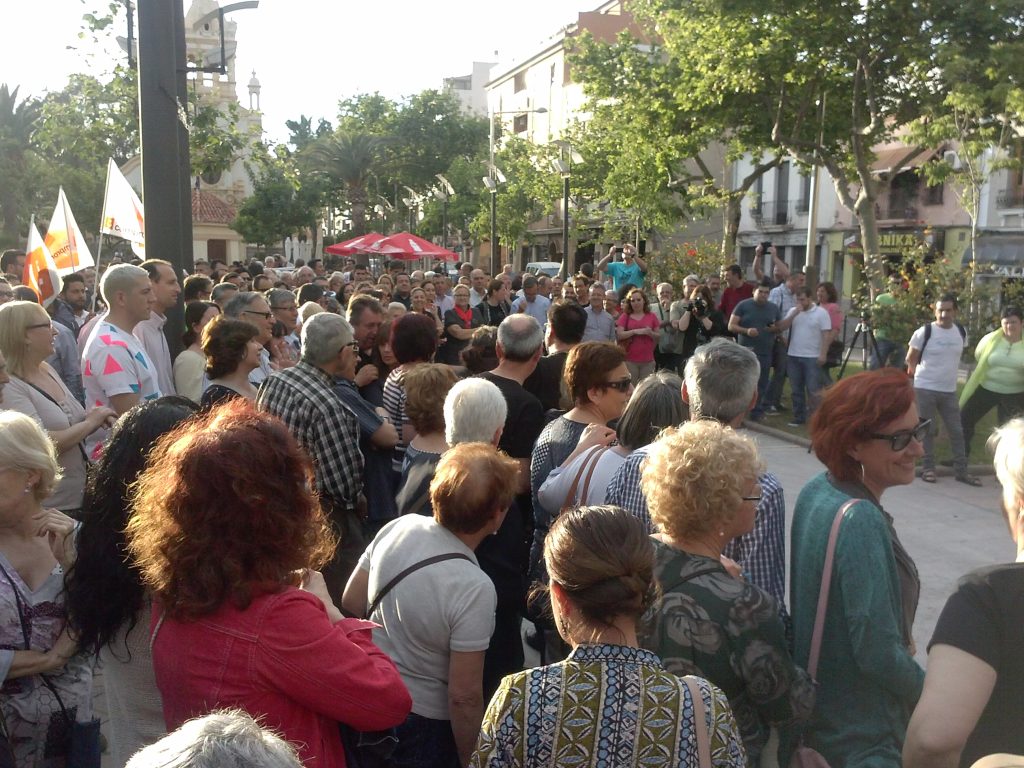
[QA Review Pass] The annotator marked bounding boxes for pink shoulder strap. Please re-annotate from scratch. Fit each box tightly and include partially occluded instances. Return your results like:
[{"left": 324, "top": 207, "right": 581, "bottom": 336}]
[{"left": 806, "top": 498, "right": 859, "bottom": 678}]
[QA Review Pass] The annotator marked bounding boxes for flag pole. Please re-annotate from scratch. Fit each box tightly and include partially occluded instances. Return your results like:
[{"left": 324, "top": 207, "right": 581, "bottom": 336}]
[{"left": 92, "top": 161, "right": 113, "bottom": 313}]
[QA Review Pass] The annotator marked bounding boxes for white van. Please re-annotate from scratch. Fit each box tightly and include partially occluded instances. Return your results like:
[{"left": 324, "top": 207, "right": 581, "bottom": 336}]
[{"left": 524, "top": 261, "right": 562, "bottom": 277}]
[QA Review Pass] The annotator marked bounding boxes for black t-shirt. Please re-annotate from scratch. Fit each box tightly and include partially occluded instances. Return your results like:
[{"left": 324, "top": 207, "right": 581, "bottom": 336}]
[
  {"left": 395, "top": 451, "right": 441, "bottom": 517},
  {"left": 478, "top": 372, "right": 545, "bottom": 460},
  {"left": 523, "top": 351, "right": 569, "bottom": 412},
  {"left": 929, "top": 561, "right": 1024, "bottom": 766}
]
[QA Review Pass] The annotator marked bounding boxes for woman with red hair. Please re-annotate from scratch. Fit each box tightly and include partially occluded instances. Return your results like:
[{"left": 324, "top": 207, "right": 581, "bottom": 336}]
[
  {"left": 126, "top": 399, "right": 411, "bottom": 767},
  {"left": 787, "top": 369, "right": 926, "bottom": 767}
]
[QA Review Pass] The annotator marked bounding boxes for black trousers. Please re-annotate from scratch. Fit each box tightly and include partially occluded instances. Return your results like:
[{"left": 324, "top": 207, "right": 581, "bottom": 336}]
[{"left": 960, "top": 385, "right": 1024, "bottom": 451}]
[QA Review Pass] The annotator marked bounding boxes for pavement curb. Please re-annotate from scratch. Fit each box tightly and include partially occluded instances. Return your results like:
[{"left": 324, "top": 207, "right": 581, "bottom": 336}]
[{"left": 742, "top": 418, "right": 995, "bottom": 476}]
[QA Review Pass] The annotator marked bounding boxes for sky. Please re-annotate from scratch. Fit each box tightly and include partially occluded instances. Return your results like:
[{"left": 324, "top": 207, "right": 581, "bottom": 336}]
[{"left": 3, "top": 0, "right": 590, "bottom": 143}]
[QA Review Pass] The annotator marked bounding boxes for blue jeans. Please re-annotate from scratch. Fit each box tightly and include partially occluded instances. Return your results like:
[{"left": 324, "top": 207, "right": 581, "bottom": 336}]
[
  {"left": 752, "top": 351, "right": 772, "bottom": 417},
  {"left": 787, "top": 355, "right": 824, "bottom": 423},
  {"left": 392, "top": 713, "right": 459, "bottom": 768}
]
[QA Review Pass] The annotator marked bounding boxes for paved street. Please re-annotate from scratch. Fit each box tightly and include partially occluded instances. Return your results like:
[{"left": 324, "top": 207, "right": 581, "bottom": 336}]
[{"left": 749, "top": 428, "right": 1010, "bottom": 665}]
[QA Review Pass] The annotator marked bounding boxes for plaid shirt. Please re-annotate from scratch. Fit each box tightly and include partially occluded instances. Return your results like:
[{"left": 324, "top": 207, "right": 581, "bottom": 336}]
[
  {"left": 256, "top": 361, "right": 363, "bottom": 511},
  {"left": 606, "top": 446, "right": 788, "bottom": 614}
]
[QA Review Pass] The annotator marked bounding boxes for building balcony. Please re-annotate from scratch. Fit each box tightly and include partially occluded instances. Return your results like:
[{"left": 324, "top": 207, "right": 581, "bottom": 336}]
[
  {"left": 750, "top": 199, "right": 792, "bottom": 228},
  {"left": 997, "top": 189, "right": 1024, "bottom": 209},
  {"left": 876, "top": 199, "right": 920, "bottom": 222}
]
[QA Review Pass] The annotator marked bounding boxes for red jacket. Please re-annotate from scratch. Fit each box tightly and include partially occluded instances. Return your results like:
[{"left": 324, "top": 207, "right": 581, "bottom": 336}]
[{"left": 151, "top": 588, "right": 412, "bottom": 768}]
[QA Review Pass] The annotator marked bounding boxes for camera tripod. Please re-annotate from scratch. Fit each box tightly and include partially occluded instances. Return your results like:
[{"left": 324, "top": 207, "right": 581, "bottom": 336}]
[{"left": 837, "top": 318, "right": 882, "bottom": 380}]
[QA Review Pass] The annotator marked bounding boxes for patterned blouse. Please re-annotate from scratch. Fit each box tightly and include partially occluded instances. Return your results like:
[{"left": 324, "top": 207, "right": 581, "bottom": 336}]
[
  {"left": 639, "top": 542, "right": 815, "bottom": 766},
  {"left": 470, "top": 643, "right": 746, "bottom": 768}
]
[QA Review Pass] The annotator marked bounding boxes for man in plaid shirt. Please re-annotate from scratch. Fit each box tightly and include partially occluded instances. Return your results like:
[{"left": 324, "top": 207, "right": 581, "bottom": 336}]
[
  {"left": 606, "top": 337, "right": 788, "bottom": 624},
  {"left": 257, "top": 313, "right": 364, "bottom": 600}
]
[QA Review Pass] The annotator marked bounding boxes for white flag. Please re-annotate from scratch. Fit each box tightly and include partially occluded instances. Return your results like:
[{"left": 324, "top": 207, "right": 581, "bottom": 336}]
[
  {"left": 100, "top": 158, "right": 145, "bottom": 245},
  {"left": 24, "top": 222, "right": 63, "bottom": 307},
  {"left": 45, "top": 187, "right": 95, "bottom": 275}
]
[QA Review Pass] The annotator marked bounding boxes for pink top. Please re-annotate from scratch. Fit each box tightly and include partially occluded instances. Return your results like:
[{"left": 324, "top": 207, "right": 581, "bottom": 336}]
[
  {"left": 151, "top": 588, "right": 412, "bottom": 768},
  {"left": 821, "top": 302, "right": 843, "bottom": 331},
  {"left": 617, "top": 311, "right": 660, "bottom": 363}
]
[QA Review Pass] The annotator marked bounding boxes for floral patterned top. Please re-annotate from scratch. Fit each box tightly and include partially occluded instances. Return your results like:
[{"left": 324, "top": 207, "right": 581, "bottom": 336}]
[
  {"left": 470, "top": 643, "right": 746, "bottom": 768},
  {"left": 639, "top": 541, "right": 815, "bottom": 766}
]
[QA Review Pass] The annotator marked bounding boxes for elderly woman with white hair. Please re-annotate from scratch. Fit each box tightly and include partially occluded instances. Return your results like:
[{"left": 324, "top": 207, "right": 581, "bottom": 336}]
[
  {"left": 126, "top": 710, "right": 303, "bottom": 768},
  {"left": 904, "top": 418, "right": 1024, "bottom": 767},
  {"left": 0, "top": 412, "right": 95, "bottom": 767}
]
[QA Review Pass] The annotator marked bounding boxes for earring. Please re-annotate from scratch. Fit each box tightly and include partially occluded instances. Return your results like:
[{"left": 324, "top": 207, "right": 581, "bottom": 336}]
[{"left": 23, "top": 485, "right": 32, "bottom": 495}]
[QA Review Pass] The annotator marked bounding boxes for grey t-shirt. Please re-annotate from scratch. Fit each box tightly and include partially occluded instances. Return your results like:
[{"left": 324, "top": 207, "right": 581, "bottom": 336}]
[
  {"left": 358, "top": 515, "right": 496, "bottom": 719},
  {"left": 732, "top": 298, "right": 781, "bottom": 357}
]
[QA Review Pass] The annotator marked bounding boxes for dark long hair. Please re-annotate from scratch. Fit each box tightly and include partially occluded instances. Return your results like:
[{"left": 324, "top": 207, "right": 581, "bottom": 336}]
[{"left": 64, "top": 396, "right": 200, "bottom": 658}]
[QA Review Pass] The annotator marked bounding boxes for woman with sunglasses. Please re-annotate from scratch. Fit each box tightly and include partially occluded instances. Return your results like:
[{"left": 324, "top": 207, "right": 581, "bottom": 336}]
[{"left": 787, "top": 369, "right": 926, "bottom": 767}]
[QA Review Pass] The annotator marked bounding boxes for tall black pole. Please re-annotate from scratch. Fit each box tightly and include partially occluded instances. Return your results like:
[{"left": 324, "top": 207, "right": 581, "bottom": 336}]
[
  {"left": 489, "top": 191, "right": 498, "bottom": 275},
  {"left": 442, "top": 198, "right": 448, "bottom": 250},
  {"left": 561, "top": 175, "right": 570, "bottom": 278},
  {"left": 137, "top": 0, "right": 193, "bottom": 357}
]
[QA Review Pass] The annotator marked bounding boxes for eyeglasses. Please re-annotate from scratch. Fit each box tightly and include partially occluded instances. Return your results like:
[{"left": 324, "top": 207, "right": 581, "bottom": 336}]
[
  {"left": 26, "top": 322, "right": 53, "bottom": 330},
  {"left": 242, "top": 309, "right": 273, "bottom": 320},
  {"left": 603, "top": 376, "right": 633, "bottom": 392},
  {"left": 869, "top": 419, "right": 931, "bottom": 451},
  {"left": 742, "top": 483, "right": 763, "bottom": 502},
  {"left": 343, "top": 341, "right": 359, "bottom": 352}
]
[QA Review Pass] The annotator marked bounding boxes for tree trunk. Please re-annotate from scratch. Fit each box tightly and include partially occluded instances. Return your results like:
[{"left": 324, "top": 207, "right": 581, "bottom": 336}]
[
  {"left": 854, "top": 189, "right": 883, "bottom": 298},
  {"left": 721, "top": 194, "right": 742, "bottom": 259}
]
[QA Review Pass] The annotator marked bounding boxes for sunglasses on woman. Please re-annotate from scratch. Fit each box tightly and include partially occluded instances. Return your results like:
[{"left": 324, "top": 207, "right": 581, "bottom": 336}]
[
  {"left": 869, "top": 419, "right": 931, "bottom": 451},
  {"left": 603, "top": 376, "right": 633, "bottom": 392}
]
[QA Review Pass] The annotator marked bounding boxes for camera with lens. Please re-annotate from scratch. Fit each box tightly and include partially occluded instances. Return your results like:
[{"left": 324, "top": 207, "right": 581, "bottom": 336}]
[{"left": 690, "top": 297, "right": 708, "bottom": 316}]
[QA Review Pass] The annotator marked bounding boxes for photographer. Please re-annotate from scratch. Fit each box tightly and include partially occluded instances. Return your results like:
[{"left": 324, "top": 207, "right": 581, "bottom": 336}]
[
  {"left": 653, "top": 283, "right": 685, "bottom": 372},
  {"left": 675, "top": 284, "right": 728, "bottom": 365},
  {"left": 595, "top": 243, "right": 648, "bottom": 294}
]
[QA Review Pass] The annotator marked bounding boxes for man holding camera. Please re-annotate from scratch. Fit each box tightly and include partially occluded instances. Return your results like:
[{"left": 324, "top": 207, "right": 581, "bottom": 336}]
[
  {"left": 596, "top": 243, "right": 647, "bottom": 293},
  {"left": 653, "top": 282, "right": 685, "bottom": 372}
]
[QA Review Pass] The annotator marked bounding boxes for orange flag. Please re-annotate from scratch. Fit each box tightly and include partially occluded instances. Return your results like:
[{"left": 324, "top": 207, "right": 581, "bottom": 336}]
[
  {"left": 24, "top": 221, "right": 63, "bottom": 307},
  {"left": 45, "top": 186, "right": 94, "bottom": 275}
]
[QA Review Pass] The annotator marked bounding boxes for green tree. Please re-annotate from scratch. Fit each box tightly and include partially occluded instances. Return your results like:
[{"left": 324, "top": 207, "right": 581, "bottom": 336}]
[
  {"left": 569, "top": 26, "right": 784, "bottom": 258},
  {"left": 0, "top": 84, "right": 43, "bottom": 243},
  {"left": 233, "top": 147, "right": 318, "bottom": 251},
  {"left": 304, "top": 131, "right": 387, "bottom": 236}
]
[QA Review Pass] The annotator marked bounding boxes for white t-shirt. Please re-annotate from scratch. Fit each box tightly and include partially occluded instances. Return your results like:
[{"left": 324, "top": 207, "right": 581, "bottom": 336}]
[
  {"left": 82, "top": 321, "right": 162, "bottom": 409},
  {"left": 358, "top": 514, "right": 496, "bottom": 720},
  {"left": 910, "top": 322, "right": 966, "bottom": 392},
  {"left": 785, "top": 305, "right": 832, "bottom": 358}
]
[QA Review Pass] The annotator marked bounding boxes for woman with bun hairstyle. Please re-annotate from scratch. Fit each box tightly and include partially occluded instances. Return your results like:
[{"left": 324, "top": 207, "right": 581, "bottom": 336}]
[{"left": 471, "top": 505, "right": 746, "bottom": 768}]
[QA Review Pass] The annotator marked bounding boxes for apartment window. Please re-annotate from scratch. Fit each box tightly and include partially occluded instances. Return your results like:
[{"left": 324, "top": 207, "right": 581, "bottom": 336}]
[
  {"left": 550, "top": 64, "right": 556, "bottom": 84},
  {"left": 514, "top": 71, "right": 526, "bottom": 93},
  {"left": 797, "top": 171, "right": 811, "bottom": 213},
  {"left": 923, "top": 182, "right": 944, "bottom": 205},
  {"left": 563, "top": 61, "right": 572, "bottom": 85},
  {"left": 513, "top": 113, "right": 528, "bottom": 133}
]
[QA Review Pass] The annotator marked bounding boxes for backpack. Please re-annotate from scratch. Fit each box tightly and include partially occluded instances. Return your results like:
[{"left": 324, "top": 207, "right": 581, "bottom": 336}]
[{"left": 919, "top": 321, "right": 966, "bottom": 357}]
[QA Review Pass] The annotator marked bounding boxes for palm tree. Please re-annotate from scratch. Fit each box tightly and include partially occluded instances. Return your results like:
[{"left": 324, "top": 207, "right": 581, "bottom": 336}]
[
  {"left": 0, "top": 84, "right": 41, "bottom": 239},
  {"left": 304, "top": 131, "right": 386, "bottom": 236}
]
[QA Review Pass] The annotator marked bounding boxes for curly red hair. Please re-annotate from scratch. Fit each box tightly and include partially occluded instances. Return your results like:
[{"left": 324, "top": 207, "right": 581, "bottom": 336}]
[
  {"left": 126, "top": 399, "right": 336, "bottom": 620},
  {"left": 809, "top": 369, "right": 916, "bottom": 482}
]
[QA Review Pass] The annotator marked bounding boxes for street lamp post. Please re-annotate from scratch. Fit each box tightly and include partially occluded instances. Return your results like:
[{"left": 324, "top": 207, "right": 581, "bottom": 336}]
[
  {"left": 487, "top": 106, "right": 547, "bottom": 273},
  {"left": 552, "top": 142, "right": 583, "bottom": 279}
]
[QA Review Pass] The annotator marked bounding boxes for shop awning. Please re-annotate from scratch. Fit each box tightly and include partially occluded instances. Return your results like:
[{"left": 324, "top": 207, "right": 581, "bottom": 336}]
[
  {"left": 870, "top": 146, "right": 940, "bottom": 175},
  {"left": 963, "top": 235, "right": 1024, "bottom": 267}
]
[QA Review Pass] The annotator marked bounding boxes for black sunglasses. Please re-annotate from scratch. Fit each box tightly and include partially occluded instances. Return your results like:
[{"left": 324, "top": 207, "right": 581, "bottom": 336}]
[
  {"left": 603, "top": 376, "right": 633, "bottom": 392},
  {"left": 869, "top": 419, "right": 931, "bottom": 451}
]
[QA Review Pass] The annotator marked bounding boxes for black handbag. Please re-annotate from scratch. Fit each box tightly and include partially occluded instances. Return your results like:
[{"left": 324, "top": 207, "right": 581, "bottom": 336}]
[{"left": 0, "top": 561, "right": 101, "bottom": 768}]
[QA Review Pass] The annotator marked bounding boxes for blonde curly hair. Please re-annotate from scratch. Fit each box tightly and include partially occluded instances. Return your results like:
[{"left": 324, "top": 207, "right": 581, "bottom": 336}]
[{"left": 641, "top": 420, "right": 764, "bottom": 541}]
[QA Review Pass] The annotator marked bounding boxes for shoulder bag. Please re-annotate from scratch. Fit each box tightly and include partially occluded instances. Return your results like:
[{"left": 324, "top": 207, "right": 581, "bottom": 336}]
[
  {"left": 682, "top": 676, "right": 712, "bottom": 768},
  {"left": 560, "top": 446, "right": 609, "bottom": 513},
  {"left": 789, "top": 498, "right": 859, "bottom": 768}
]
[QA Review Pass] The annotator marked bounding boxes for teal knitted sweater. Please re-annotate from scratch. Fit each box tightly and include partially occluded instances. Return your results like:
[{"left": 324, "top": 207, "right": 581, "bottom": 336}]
[{"left": 788, "top": 473, "right": 925, "bottom": 768}]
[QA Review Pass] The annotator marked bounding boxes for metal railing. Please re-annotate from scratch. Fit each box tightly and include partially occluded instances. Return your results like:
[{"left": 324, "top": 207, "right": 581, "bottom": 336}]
[
  {"left": 997, "top": 188, "right": 1024, "bottom": 209},
  {"left": 750, "top": 199, "right": 792, "bottom": 227}
]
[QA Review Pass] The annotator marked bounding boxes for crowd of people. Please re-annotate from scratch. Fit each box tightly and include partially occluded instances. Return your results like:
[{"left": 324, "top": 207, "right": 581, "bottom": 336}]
[{"left": 0, "top": 242, "right": 1021, "bottom": 768}]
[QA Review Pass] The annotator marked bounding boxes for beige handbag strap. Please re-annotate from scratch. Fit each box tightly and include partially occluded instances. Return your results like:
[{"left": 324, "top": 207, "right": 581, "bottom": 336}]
[
  {"left": 683, "top": 676, "right": 712, "bottom": 768},
  {"left": 561, "top": 446, "right": 608, "bottom": 511}
]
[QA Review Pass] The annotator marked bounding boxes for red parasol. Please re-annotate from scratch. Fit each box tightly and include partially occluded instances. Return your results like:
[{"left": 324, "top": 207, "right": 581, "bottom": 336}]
[
  {"left": 367, "top": 232, "right": 459, "bottom": 261},
  {"left": 324, "top": 232, "right": 385, "bottom": 256}
]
